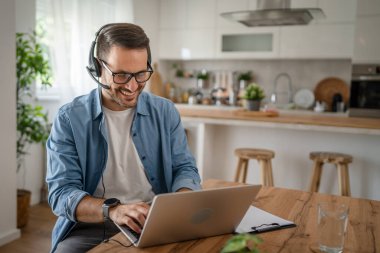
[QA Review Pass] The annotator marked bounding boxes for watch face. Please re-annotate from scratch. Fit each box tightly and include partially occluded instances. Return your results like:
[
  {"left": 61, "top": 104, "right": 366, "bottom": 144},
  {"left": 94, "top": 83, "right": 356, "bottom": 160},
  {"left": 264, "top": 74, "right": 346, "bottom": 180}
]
[{"left": 104, "top": 198, "right": 120, "bottom": 206}]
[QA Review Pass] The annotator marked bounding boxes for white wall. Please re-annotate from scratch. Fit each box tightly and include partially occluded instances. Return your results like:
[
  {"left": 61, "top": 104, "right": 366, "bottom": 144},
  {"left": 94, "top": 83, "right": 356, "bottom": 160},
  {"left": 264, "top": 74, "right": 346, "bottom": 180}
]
[
  {"left": 14, "top": 0, "right": 44, "bottom": 206},
  {"left": 160, "top": 59, "right": 352, "bottom": 103},
  {"left": 133, "top": 0, "right": 160, "bottom": 93},
  {"left": 0, "top": 0, "right": 21, "bottom": 247}
]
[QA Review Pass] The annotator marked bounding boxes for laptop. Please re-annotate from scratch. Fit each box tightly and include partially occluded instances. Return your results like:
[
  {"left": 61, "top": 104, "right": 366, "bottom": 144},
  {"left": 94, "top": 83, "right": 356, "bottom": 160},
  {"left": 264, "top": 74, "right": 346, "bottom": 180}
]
[{"left": 115, "top": 184, "right": 261, "bottom": 247}]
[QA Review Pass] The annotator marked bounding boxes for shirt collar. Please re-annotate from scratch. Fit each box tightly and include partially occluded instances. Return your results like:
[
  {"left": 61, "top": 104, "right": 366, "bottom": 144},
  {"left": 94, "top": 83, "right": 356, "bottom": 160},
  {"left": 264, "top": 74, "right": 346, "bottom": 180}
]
[
  {"left": 92, "top": 88, "right": 150, "bottom": 120},
  {"left": 135, "top": 92, "right": 150, "bottom": 116},
  {"left": 93, "top": 87, "right": 103, "bottom": 120}
]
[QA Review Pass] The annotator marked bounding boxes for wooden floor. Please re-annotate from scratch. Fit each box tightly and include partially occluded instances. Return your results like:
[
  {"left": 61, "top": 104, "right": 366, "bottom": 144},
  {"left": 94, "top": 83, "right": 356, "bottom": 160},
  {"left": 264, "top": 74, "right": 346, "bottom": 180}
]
[{"left": 0, "top": 203, "right": 56, "bottom": 253}]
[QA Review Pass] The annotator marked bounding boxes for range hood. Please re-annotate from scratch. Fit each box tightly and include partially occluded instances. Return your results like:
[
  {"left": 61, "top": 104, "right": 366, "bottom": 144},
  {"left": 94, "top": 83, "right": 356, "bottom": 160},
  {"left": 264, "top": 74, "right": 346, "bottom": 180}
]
[{"left": 221, "top": 0, "right": 325, "bottom": 27}]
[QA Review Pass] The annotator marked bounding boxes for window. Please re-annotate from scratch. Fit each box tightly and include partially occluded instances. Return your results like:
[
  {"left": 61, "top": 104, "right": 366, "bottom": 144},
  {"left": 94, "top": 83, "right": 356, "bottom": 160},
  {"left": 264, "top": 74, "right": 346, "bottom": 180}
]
[{"left": 36, "top": 0, "right": 134, "bottom": 100}]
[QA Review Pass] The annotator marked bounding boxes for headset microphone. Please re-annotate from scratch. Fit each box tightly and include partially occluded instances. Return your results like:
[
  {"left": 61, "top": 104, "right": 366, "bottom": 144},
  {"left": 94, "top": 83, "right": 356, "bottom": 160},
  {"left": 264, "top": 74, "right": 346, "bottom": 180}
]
[{"left": 86, "top": 66, "right": 111, "bottom": 89}]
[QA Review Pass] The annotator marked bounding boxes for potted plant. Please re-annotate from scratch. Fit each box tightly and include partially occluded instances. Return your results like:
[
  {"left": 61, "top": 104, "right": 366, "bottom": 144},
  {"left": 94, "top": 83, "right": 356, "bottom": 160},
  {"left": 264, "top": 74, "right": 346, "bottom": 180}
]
[
  {"left": 221, "top": 233, "right": 262, "bottom": 253},
  {"left": 243, "top": 83, "right": 265, "bottom": 111},
  {"left": 238, "top": 71, "right": 253, "bottom": 90},
  {"left": 16, "top": 30, "right": 52, "bottom": 228},
  {"left": 196, "top": 69, "right": 209, "bottom": 89}
]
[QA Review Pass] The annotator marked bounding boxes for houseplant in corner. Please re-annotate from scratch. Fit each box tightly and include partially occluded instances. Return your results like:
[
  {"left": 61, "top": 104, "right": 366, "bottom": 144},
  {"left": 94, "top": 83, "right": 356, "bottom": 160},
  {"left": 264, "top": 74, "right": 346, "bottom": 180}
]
[
  {"left": 16, "top": 30, "right": 52, "bottom": 228},
  {"left": 243, "top": 83, "right": 265, "bottom": 111}
]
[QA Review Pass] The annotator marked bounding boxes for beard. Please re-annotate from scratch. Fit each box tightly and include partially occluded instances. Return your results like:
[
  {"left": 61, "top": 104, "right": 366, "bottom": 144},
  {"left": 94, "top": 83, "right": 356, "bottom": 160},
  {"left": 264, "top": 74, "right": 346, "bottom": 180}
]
[{"left": 104, "top": 82, "right": 145, "bottom": 110}]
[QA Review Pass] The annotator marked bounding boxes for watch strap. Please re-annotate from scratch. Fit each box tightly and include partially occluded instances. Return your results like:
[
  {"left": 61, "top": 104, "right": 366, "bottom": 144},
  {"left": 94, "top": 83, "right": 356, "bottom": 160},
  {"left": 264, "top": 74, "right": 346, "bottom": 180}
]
[{"left": 102, "top": 198, "right": 120, "bottom": 221}]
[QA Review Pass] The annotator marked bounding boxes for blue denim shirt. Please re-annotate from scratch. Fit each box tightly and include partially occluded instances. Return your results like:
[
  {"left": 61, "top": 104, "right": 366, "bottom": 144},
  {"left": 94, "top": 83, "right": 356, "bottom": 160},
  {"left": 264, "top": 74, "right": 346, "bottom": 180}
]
[{"left": 46, "top": 88, "right": 201, "bottom": 252}]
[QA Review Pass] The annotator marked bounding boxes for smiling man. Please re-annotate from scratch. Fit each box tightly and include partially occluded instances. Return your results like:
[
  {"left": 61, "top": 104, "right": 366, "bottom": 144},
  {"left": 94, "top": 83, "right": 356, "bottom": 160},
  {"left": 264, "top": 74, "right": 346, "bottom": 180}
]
[{"left": 46, "top": 23, "right": 201, "bottom": 253}]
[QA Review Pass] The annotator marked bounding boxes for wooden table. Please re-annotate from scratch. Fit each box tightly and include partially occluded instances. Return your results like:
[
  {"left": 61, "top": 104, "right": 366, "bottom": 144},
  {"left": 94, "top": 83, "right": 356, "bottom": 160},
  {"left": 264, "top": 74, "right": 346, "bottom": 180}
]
[{"left": 89, "top": 179, "right": 380, "bottom": 253}]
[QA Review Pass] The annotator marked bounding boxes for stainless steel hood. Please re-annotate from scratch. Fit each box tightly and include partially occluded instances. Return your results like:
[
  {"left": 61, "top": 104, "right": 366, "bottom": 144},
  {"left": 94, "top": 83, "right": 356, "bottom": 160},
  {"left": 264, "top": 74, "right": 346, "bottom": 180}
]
[{"left": 221, "top": 0, "right": 325, "bottom": 27}]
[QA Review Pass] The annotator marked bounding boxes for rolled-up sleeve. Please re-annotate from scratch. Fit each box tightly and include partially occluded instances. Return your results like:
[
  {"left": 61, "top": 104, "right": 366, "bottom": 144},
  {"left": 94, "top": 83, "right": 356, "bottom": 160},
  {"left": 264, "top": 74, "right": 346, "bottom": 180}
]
[
  {"left": 46, "top": 109, "right": 89, "bottom": 222},
  {"left": 169, "top": 105, "right": 201, "bottom": 192}
]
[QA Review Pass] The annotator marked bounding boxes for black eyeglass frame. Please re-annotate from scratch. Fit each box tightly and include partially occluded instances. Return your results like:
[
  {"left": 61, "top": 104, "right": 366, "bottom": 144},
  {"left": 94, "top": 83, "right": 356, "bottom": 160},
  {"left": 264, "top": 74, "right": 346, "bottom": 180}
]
[{"left": 99, "top": 59, "right": 154, "bottom": 84}]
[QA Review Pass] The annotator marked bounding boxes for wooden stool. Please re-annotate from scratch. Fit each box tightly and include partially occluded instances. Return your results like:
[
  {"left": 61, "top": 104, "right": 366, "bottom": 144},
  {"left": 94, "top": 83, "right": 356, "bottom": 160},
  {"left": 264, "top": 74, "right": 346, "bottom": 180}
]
[
  {"left": 234, "top": 148, "right": 275, "bottom": 186},
  {"left": 309, "top": 152, "right": 353, "bottom": 196}
]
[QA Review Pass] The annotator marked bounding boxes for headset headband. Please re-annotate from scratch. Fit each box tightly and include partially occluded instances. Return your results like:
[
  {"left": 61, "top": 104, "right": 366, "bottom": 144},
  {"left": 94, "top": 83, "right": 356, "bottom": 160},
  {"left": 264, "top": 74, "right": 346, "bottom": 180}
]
[{"left": 87, "top": 23, "right": 152, "bottom": 81}]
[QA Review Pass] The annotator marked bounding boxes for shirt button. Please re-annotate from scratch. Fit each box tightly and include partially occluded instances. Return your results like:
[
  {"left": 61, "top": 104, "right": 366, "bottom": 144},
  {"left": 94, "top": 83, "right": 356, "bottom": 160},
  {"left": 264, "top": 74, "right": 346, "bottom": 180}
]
[
  {"left": 150, "top": 177, "right": 155, "bottom": 181},
  {"left": 142, "top": 156, "right": 146, "bottom": 160},
  {"left": 133, "top": 133, "right": 137, "bottom": 137}
]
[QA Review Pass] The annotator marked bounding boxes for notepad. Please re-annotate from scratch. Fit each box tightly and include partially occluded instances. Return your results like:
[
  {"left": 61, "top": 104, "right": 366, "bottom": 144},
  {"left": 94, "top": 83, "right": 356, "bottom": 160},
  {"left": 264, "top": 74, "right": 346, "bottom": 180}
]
[{"left": 235, "top": 206, "right": 296, "bottom": 233}]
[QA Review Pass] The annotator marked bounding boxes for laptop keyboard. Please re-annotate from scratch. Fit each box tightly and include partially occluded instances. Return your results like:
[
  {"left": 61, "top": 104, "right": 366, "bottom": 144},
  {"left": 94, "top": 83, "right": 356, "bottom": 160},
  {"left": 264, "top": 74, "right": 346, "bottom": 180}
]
[{"left": 119, "top": 225, "right": 141, "bottom": 242}]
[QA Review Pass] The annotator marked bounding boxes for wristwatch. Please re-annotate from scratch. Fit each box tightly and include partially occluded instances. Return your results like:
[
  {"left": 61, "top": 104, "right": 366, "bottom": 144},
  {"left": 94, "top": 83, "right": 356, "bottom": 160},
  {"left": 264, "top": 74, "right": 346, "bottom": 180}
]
[{"left": 102, "top": 198, "right": 120, "bottom": 221}]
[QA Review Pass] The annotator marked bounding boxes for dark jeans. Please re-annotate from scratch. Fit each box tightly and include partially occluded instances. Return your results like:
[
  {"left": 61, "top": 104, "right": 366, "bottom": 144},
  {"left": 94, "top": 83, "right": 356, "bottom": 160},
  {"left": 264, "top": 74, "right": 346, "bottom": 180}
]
[{"left": 55, "top": 221, "right": 120, "bottom": 253}]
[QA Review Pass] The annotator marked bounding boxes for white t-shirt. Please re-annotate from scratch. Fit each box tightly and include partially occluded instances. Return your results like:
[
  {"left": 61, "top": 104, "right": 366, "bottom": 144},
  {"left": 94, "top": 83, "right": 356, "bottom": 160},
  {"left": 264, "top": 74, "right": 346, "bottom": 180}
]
[{"left": 93, "top": 106, "right": 155, "bottom": 204}]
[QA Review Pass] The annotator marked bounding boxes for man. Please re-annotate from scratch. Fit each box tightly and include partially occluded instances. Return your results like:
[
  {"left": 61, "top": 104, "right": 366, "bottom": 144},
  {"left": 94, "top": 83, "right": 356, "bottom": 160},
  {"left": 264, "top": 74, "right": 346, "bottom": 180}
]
[{"left": 46, "top": 23, "right": 201, "bottom": 253}]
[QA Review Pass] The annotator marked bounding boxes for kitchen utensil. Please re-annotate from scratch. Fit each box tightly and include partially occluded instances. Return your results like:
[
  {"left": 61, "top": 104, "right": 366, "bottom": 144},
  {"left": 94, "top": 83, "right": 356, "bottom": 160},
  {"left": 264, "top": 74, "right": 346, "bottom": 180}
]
[
  {"left": 314, "top": 77, "right": 349, "bottom": 111},
  {"left": 332, "top": 93, "right": 344, "bottom": 112},
  {"left": 149, "top": 62, "right": 164, "bottom": 97},
  {"left": 293, "top": 88, "right": 315, "bottom": 109},
  {"left": 314, "top": 101, "right": 326, "bottom": 112}
]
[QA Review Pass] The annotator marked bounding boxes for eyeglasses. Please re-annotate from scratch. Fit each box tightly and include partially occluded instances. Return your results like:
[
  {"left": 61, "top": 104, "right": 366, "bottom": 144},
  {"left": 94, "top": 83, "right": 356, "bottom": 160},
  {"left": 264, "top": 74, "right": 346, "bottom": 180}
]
[{"left": 100, "top": 59, "right": 154, "bottom": 84}]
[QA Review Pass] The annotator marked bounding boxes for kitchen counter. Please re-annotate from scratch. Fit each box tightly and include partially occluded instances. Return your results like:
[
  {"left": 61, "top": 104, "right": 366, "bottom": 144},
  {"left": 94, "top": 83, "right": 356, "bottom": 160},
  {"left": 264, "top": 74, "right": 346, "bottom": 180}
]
[
  {"left": 175, "top": 104, "right": 380, "bottom": 201},
  {"left": 175, "top": 104, "right": 380, "bottom": 136}
]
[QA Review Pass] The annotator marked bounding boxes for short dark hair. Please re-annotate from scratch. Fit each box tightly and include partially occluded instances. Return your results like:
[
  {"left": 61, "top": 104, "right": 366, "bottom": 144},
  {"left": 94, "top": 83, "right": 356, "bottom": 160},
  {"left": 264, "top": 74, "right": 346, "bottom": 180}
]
[{"left": 96, "top": 23, "right": 150, "bottom": 60}]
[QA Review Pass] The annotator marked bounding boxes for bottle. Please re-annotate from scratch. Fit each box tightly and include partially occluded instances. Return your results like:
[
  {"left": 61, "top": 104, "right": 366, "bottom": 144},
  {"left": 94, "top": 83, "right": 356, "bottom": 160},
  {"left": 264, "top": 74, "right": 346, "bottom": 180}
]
[{"left": 332, "top": 93, "right": 343, "bottom": 112}]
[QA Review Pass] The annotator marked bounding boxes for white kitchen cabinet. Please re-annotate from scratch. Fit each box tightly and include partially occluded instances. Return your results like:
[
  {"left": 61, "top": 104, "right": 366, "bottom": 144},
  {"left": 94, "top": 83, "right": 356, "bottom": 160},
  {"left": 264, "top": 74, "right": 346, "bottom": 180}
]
[
  {"left": 356, "top": 0, "right": 380, "bottom": 16},
  {"left": 291, "top": 0, "right": 318, "bottom": 8},
  {"left": 187, "top": 0, "right": 216, "bottom": 29},
  {"left": 216, "top": 27, "right": 280, "bottom": 59},
  {"left": 159, "top": 29, "right": 215, "bottom": 60},
  {"left": 279, "top": 24, "right": 355, "bottom": 59},
  {"left": 352, "top": 0, "right": 380, "bottom": 63},
  {"left": 159, "top": 0, "right": 217, "bottom": 59},
  {"left": 216, "top": 0, "right": 249, "bottom": 29},
  {"left": 158, "top": 30, "right": 185, "bottom": 59},
  {"left": 183, "top": 29, "right": 216, "bottom": 59},
  {"left": 158, "top": 0, "right": 358, "bottom": 60},
  {"left": 159, "top": 0, "right": 186, "bottom": 29},
  {"left": 317, "top": 0, "right": 357, "bottom": 24}
]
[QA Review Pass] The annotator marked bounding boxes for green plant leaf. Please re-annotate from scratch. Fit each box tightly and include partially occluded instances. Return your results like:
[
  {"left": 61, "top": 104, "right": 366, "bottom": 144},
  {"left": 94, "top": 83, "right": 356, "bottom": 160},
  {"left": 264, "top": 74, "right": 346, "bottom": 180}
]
[
  {"left": 221, "top": 236, "right": 247, "bottom": 253},
  {"left": 243, "top": 83, "right": 265, "bottom": 100},
  {"left": 16, "top": 30, "right": 52, "bottom": 171},
  {"left": 221, "top": 234, "right": 262, "bottom": 253}
]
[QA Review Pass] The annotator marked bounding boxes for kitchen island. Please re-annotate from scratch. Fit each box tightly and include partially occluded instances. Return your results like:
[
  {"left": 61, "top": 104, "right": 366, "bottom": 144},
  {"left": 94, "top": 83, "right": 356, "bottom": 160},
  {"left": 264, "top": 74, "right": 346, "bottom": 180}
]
[{"left": 176, "top": 104, "right": 380, "bottom": 201}]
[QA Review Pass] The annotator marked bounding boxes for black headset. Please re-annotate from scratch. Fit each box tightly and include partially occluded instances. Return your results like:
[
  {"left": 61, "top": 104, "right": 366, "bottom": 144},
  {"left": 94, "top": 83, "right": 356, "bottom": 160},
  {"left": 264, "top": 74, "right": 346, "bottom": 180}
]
[{"left": 86, "top": 23, "right": 152, "bottom": 89}]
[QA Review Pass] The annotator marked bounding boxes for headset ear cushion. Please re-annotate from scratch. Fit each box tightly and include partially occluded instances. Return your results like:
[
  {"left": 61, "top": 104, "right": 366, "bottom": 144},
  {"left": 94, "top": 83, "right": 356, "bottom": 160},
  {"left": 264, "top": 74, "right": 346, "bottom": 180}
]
[
  {"left": 93, "top": 58, "right": 102, "bottom": 77},
  {"left": 88, "top": 41, "right": 102, "bottom": 77}
]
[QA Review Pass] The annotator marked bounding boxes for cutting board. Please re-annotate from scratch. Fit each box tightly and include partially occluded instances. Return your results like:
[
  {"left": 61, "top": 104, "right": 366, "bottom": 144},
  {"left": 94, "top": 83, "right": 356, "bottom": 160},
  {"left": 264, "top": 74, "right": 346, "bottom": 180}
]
[
  {"left": 233, "top": 109, "right": 279, "bottom": 117},
  {"left": 149, "top": 62, "right": 164, "bottom": 97}
]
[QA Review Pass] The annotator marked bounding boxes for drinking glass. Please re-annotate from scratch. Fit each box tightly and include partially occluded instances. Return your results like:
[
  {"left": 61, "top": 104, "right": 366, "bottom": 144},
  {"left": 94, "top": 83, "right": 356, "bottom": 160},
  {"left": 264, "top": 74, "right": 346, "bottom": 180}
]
[{"left": 318, "top": 202, "right": 349, "bottom": 253}]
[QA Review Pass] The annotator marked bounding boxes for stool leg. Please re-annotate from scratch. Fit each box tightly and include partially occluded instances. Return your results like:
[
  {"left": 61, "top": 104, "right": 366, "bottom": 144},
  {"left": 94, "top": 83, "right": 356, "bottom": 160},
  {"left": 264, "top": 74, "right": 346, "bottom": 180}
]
[
  {"left": 258, "top": 159, "right": 268, "bottom": 186},
  {"left": 242, "top": 159, "right": 249, "bottom": 183},
  {"left": 345, "top": 165, "right": 351, "bottom": 196},
  {"left": 309, "top": 161, "right": 323, "bottom": 192},
  {"left": 234, "top": 158, "right": 244, "bottom": 182},
  {"left": 338, "top": 163, "right": 351, "bottom": 196},
  {"left": 267, "top": 160, "right": 274, "bottom": 187}
]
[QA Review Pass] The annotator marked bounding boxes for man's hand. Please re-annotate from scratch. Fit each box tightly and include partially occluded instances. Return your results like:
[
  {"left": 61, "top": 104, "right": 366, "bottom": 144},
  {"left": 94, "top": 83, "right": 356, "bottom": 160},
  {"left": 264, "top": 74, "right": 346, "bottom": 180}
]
[
  {"left": 76, "top": 196, "right": 150, "bottom": 234},
  {"left": 109, "top": 202, "right": 150, "bottom": 233},
  {"left": 177, "top": 187, "right": 192, "bottom": 192}
]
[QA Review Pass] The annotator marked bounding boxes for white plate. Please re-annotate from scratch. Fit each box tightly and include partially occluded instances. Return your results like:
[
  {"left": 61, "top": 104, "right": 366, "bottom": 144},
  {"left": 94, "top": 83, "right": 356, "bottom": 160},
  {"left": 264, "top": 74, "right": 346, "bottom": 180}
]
[{"left": 293, "top": 89, "right": 315, "bottom": 109}]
